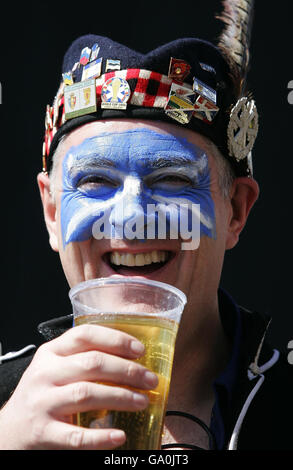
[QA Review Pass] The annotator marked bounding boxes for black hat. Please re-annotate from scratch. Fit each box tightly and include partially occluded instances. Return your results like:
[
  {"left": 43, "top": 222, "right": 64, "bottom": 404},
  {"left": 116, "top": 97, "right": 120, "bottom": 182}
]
[{"left": 43, "top": 0, "right": 258, "bottom": 177}]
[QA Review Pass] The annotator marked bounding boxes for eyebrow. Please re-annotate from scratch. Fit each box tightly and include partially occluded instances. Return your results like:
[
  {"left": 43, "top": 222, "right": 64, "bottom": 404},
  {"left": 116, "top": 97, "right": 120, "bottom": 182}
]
[
  {"left": 147, "top": 153, "right": 208, "bottom": 174},
  {"left": 146, "top": 155, "right": 196, "bottom": 169},
  {"left": 67, "top": 154, "right": 116, "bottom": 175},
  {"left": 66, "top": 152, "right": 207, "bottom": 175}
]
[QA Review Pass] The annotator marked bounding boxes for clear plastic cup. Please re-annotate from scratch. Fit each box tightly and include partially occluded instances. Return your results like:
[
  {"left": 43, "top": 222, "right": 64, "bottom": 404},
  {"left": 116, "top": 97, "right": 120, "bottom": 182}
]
[{"left": 69, "top": 277, "right": 187, "bottom": 450}]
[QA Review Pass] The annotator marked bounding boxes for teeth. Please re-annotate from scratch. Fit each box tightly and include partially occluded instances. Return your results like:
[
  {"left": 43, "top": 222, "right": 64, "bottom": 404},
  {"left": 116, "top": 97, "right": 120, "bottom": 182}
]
[
  {"left": 151, "top": 251, "right": 159, "bottom": 263},
  {"left": 125, "top": 254, "right": 135, "bottom": 266},
  {"left": 110, "top": 250, "right": 169, "bottom": 267},
  {"left": 144, "top": 253, "right": 152, "bottom": 265},
  {"left": 112, "top": 252, "right": 120, "bottom": 265},
  {"left": 135, "top": 253, "right": 147, "bottom": 266}
]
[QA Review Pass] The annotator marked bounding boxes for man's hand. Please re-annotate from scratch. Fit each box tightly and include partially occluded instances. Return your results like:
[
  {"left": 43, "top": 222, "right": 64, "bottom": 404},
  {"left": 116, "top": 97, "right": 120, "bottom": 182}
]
[{"left": 0, "top": 324, "right": 158, "bottom": 449}]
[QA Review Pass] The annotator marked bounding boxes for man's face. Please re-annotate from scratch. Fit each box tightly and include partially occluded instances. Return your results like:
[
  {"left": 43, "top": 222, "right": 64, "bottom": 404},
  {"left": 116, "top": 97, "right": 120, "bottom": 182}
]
[{"left": 40, "top": 119, "right": 241, "bottom": 311}]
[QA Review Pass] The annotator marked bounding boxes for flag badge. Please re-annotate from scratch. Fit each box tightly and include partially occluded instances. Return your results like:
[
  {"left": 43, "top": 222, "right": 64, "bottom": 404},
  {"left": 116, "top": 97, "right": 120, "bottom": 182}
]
[
  {"left": 105, "top": 59, "right": 121, "bottom": 72},
  {"left": 90, "top": 43, "right": 100, "bottom": 62},
  {"left": 193, "top": 95, "right": 219, "bottom": 123},
  {"left": 193, "top": 78, "right": 217, "bottom": 105},
  {"left": 79, "top": 47, "right": 92, "bottom": 66},
  {"left": 82, "top": 57, "right": 102, "bottom": 81},
  {"left": 165, "top": 82, "right": 195, "bottom": 124}
]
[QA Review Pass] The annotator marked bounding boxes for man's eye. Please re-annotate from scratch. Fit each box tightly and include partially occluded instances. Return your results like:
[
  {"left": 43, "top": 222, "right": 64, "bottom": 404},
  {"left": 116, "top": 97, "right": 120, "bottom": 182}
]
[
  {"left": 77, "top": 175, "right": 119, "bottom": 192},
  {"left": 151, "top": 175, "right": 192, "bottom": 189}
]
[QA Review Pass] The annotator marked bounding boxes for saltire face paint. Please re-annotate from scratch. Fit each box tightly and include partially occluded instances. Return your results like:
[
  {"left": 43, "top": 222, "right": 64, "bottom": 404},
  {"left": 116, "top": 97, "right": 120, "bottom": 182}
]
[{"left": 60, "top": 128, "right": 216, "bottom": 249}]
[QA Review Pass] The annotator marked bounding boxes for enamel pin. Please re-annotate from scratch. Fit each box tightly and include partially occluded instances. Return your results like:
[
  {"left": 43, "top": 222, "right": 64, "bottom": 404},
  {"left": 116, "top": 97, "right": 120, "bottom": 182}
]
[
  {"left": 80, "top": 47, "right": 92, "bottom": 66},
  {"left": 82, "top": 57, "right": 102, "bottom": 81},
  {"left": 62, "top": 71, "right": 74, "bottom": 86},
  {"left": 64, "top": 78, "right": 97, "bottom": 119},
  {"left": 165, "top": 85, "right": 195, "bottom": 111},
  {"left": 165, "top": 82, "right": 196, "bottom": 124},
  {"left": 193, "top": 78, "right": 217, "bottom": 105},
  {"left": 168, "top": 82, "right": 195, "bottom": 101},
  {"left": 105, "top": 59, "right": 121, "bottom": 72},
  {"left": 168, "top": 58, "right": 191, "bottom": 82},
  {"left": 90, "top": 43, "right": 100, "bottom": 62},
  {"left": 167, "top": 94, "right": 195, "bottom": 110},
  {"left": 199, "top": 62, "right": 216, "bottom": 74},
  {"left": 72, "top": 62, "right": 80, "bottom": 73},
  {"left": 71, "top": 62, "right": 80, "bottom": 80},
  {"left": 193, "top": 95, "right": 219, "bottom": 123},
  {"left": 165, "top": 108, "right": 193, "bottom": 124},
  {"left": 101, "top": 77, "right": 130, "bottom": 110}
]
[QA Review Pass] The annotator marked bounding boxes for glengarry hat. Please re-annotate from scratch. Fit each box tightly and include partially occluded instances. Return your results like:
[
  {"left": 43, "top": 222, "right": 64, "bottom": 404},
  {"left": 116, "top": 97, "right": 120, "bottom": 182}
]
[{"left": 42, "top": 0, "right": 258, "bottom": 177}]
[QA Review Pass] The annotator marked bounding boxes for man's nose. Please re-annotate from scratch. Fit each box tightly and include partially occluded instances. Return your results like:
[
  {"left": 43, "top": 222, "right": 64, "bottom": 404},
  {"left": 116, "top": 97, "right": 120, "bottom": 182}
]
[{"left": 108, "top": 176, "right": 147, "bottom": 228}]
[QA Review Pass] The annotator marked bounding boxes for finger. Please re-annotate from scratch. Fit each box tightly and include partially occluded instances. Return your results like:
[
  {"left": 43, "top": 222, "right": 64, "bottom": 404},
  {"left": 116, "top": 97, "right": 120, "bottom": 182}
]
[
  {"left": 35, "top": 420, "right": 126, "bottom": 450},
  {"left": 48, "top": 324, "right": 145, "bottom": 359},
  {"left": 51, "top": 381, "right": 149, "bottom": 416},
  {"left": 51, "top": 350, "right": 158, "bottom": 390}
]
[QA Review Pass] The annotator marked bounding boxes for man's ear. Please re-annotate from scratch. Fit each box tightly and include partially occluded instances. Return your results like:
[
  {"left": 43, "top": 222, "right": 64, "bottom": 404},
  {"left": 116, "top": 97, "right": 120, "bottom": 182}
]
[
  {"left": 37, "top": 172, "right": 59, "bottom": 252},
  {"left": 226, "top": 177, "right": 259, "bottom": 250}
]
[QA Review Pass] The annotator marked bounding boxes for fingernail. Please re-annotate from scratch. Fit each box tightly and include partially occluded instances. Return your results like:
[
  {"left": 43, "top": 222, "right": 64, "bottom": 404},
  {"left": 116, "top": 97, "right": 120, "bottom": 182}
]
[
  {"left": 130, "top": 340, "right": 145, "bottom": 356},
  {"left": 110, "top": 430, "right": 125, "bottom": 444},
  {"left": 144, "top": 370, "right": 158, "bottom": 388},
  {"left": 133, "top": 392, "right": 148, "bottom": 407}
]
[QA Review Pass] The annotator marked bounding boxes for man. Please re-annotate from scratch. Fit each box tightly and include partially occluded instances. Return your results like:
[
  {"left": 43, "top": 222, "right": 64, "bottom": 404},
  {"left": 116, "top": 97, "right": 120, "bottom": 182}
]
[{"left": 0, "top": 2, "right": 292, "bottom": 450}]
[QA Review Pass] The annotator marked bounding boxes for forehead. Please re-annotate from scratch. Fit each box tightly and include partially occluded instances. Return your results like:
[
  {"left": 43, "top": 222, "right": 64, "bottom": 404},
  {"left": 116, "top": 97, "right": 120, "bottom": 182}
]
[{"left": 58, "top": 119, "right": 214, "bottom": 172}]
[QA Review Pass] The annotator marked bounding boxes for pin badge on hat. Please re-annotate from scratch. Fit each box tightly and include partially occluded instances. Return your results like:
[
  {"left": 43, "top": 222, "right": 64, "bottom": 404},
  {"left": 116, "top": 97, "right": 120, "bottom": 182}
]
[
  {"left": 227, "top": 97, "right": 258, "bottom": 161},
  {"left": 166, "top": 94, "right": 195, "bottom": 110},
  {"left": 168, "top": 82, "right": 195, "bottom": 101},
  {"left": 62, "top": 71, "right": 74, "bottom": 86},
  {"left": 71, "top": 62, "right": 80, "bottom": 81},
  {"left": 72, "top": 61, "right": 80, "bottom": 72},
  {"left": 192, "top": 77, "right": 219, "bottom": 123},
  {"left": 90, "top": 43, "right": 100, "bottom": 62},
  {"left": 64, "top": 78, "right": 97, "bottom": 120},
  {"left": 101, "top": 76, "right": 130, "bottom": 110},
  {"left": 45, "top": 104, "right": 53, "bottom": 132},
  {"left": 80, "top": 47, "right": 92, "bottom": 66},
  {"left": 105, "top": 59, "right": 121, "bottom": 72},
  {"left": 165, "top": 108, "right": 193, "bottom": 125},
  {"left": 168, "top": 58, "right": 191, "bottom": 82},
  {"left": 165, "top": 82, "right": 196, "bottom": 124},
  {"left": 199, "top": 62, "right": 216, "bottom": 75},
  {"left": 193, "top": 78, "right": 217, "bottom": 105},
  {"left": 193, "top": 96, "right": 219, "bottom": 123},
  {"left": 82, "top": 57, "right": 102, "bottom": 81}
]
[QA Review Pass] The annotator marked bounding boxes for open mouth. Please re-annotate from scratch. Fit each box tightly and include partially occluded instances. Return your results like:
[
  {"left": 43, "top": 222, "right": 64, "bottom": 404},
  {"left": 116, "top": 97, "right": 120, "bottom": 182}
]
[{"left": 103, "top": 249, "right": 174, "bottom": 276}]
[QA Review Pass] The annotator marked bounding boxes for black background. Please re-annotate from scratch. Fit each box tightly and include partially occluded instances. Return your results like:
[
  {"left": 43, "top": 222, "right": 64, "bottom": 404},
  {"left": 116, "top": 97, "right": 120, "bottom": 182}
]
[{"left": 0, "top": 0, "right": 292, "bottom": 356}]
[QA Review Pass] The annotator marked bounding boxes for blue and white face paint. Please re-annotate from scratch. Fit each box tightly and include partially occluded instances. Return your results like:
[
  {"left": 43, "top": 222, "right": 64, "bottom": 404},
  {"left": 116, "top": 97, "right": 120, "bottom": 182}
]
[{"left": 61, "top": 128, "right": 216, "bottom": 250}]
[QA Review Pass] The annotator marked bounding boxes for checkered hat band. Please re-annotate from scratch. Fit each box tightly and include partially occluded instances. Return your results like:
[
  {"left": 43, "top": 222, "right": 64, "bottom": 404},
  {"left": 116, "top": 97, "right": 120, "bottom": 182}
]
[{"left": 96, "top": 69, "right": 173, "bottom": 108}]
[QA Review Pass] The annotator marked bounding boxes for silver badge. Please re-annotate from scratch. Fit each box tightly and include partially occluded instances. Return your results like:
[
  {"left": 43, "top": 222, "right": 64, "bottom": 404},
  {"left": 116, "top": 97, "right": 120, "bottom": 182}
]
[{"left": 227, "top": 97, "right": 258, "bottom": 162}]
